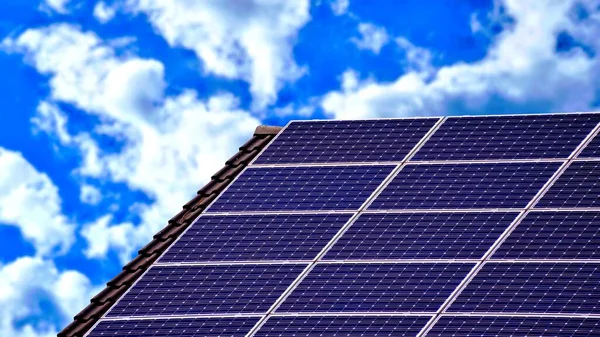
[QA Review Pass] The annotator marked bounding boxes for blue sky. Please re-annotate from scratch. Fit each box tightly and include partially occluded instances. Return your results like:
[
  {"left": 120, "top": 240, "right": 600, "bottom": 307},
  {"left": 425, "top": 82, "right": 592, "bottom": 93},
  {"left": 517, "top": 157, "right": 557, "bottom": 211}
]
[{"left": 0, "top": 0, "right": 599, "bottom": 336}]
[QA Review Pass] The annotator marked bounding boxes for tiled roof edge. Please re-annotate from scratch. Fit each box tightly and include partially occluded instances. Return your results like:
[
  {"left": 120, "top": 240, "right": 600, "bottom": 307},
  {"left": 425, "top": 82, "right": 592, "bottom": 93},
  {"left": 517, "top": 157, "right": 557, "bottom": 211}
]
[{"left": 58, "top": 125, "right": 282, "bottom": 337}]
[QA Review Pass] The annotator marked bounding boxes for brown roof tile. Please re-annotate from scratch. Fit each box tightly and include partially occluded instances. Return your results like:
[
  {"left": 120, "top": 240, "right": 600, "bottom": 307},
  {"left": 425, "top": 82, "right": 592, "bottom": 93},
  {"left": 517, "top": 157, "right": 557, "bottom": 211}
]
[{"left": 58, "top": 125, "right": 282, "bottom": 337}]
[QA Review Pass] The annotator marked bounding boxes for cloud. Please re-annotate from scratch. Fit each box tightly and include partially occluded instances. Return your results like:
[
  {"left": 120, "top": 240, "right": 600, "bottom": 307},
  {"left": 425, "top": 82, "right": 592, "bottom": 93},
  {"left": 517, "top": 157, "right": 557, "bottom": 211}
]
[
  {"left": 0, "top": 256, "right": 98, "bottom": 337},
  {"left": 351, "top": 23, "right": 389, "bottom": 54},
  {"left": 43, "top": 0, "right": 70, "bottom": 14},
  {"left": 330, "top": 0, "right": 350, "bottom": 16},
  {"left": 93, "top": 1, "right": 117, "bottom": 23},
  {"left": 126, "top": 0, "right": 311, "bottom": 109},
  {"left": 322, "top": 0, "right": 600, "bottom": 119},
  {"left": 4, "top": 24, "right": 261, "bottom": 263},
  {"left": 0, "top": 148, "right": 74, "bottom": 256},
  {"left": 80, "top": 184, "right": 101, "bottom": 205}
]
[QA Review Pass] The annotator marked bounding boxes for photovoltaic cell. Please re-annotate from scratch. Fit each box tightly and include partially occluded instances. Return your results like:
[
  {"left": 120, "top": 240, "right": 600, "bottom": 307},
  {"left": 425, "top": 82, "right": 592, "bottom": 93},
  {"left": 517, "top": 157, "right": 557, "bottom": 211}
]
[
  {"left": 88, "top": 317, "right": 258, "bottom": 337},
  {"left": 537, "top": 161, "right": 600, "bottom": 208},
  {"left": 106, "top": 264, "right": 305, "bottom": 317},
  {"left": 325, "top": 212, "right": 519, "bottom": 260},
  {"left": 413, "top": 114, "right": 600, "bottom": 161},
  {"left": 255, "top": 315, "right": 431, "bottom": 336},
  {"left": 429, "top": 316, "right": 600, "bottom": 337},
  {"left": 206, "top": 165, "right": 395, "bottom": 213},
  {"left": 253, "top": 118, "right": 439, "bottom": 164},
  {"left": 449, "top": 262, "right": 600, "bottom": 314},
  {"left": 579, "top": 133, "right": 600, "bottom": 158},
  {"left": 369, "top": 162, "right": 560, "bottom": 210},
  {"left": 278, "top": 263, "right": 474, "bottom": 313},
  {"left": 160, "top": 213, "right": 353, "bottom": 263},
  {"left": 493, "top": 211, "right": 600, "bottom": 259}
]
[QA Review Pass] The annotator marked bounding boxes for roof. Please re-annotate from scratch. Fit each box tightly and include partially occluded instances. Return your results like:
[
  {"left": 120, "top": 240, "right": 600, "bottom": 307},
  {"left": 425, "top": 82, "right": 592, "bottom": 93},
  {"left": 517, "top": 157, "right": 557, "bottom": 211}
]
[{"left": 58, "top": 125, "right": 282, "bottom": 337}]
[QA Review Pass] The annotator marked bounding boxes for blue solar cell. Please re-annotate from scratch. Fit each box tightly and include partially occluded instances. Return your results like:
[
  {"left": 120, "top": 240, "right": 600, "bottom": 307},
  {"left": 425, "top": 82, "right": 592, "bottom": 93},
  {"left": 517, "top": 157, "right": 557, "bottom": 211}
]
[
  {"left": 429, "top": 316, "right": 600, "bottom": 337},
  {"left": 325, "top": 212, "right": 519, "bottom": 260},
  {"left": 449, "top": 262, "right": 600, "bottom": 314},
  {"left": 414, "top": 114, "right": 600, "bottom": 161},
  {"left": 579, "top": 133, "right": 600, "bottom": 158},
  {"left": 278, "top": 263, "right": 474, "bottom": 313},
  {"left": 88, "top": 317, "right": 258, "bottom": 337},
  {"left": 369, "top": 162, "right": 560, "bottom": 210},
  {"left": 160, "top": 213, "right": 353, "bottom": 263},
  {"left": 493, "top": 211, "right": 600, "bottom": 259},
  {"left": 106, "top": 264, "right": 305, "bottom": 317},
  {"left": 207, "top": 165, "right": 395, "bottom": 213},
  {"left": 256, "top": 315, "right": 431, "bottom": 336},
  {"left": 254, "top": 118, "right": 439, "bottom": 164},
  {"left": 537, "top": 161, "right": 600, "bottom": 208}
]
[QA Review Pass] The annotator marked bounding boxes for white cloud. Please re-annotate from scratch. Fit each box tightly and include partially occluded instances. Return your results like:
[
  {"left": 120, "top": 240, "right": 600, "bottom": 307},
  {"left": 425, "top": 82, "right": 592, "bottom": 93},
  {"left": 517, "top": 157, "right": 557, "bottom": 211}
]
[
  {"left": 323, "top": 0, "right": 600, "bottom": 119},
  {"left": 93, "top": 1, "right": 117, "bottom": 23},
  {"left": 127, "top": 0, "right": 311, "bottom": 109},
  {"left": 0, "top": 256, "right": 98, "bottom": 337},
  {"left": 351, "top": 23, "right": 389, "bottom": 54},
  {"left": 4, "top": 24, "right": 261, "bottom": 263},
  {"left": 43, "top": 0, "right": 70, "bottom": 13},
  {"left": 80, "top": 184, "right": 101, "bottom": 205},
  {"left": 0, "top": 148, "right": 74, "bottom": 256},
  {"left": 330, "top": 0, "right": 349, "bottom": 16}
]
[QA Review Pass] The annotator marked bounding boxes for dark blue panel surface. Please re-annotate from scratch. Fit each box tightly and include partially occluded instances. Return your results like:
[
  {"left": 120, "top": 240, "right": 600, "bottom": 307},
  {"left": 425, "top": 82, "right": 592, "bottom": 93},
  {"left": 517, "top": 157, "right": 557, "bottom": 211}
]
[
  {"left": 256, "top": 315, "right": 431, "bottom": 336},
  {"left": 88, "top": 317, "right": 258, "bottom": 337},
  {"left": 537, "top": 161, "right": 600, "bottom": 208},
  {"left": 326, "top": 212, "right": 518, "bottom": 260},
  {"left": 580, "top": 133, "right": 600, "bottom": 158},
  {"left": 207, "top": 165, "right": 395, "bottom": 213},
  {"left": 449, "top": 262, "right": 600, "bottom": 314},
  {"left": 160, "top": 213, "right": 352, "bottom": 263},
  {"left": 429, "top": 316, "right": 600, "bottom": 337},
  {"left": 106, "top": 264, "right": 305, "bottom": 317},
  {"left": 494, "top": 211, "right": 600, "bottom": 259},
  {"left": 370, "top": 163, "right": 560, "bottom": 210},
  {"left": 278, "top": 263, "right": 474, "bottom": 313},
  {"left": 414, "top": 114, "right": 600, "bottom": 161},
  {"left": 254, "top": 118, "right": 439, "bottom": 164}
]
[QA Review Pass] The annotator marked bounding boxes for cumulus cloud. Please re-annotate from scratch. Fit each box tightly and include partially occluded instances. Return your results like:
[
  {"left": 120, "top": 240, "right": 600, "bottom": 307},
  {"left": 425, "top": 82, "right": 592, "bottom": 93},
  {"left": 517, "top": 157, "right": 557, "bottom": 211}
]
[
  {"left": 4, "top": 23, "right": 261, "bottom": 263},
  {"left": 126, "top": 0, "right": 311, "bottom": 109},
  {"left": 323, "top": 0, "right": 600, "bottom": 119},
  {"left": 93, "top": 1, "right": 117, "bottom": 23},
  {"left": 330, "top": 0, "right": 350, "bottom": 16},
  {"left": 43, "top": 0, "right": 70, "bottom": 14},
  {"left": 80, "top": 184, "right": 101, "bottom": 205},
  {"left": 351, "top": 23, "right": 389, "bottom": 54},
  {"left": 0, "top": 148, "right": 74, "bottom": 256},
  {"left": 0, "top": 256, "right": 98, "bottom": 337}
]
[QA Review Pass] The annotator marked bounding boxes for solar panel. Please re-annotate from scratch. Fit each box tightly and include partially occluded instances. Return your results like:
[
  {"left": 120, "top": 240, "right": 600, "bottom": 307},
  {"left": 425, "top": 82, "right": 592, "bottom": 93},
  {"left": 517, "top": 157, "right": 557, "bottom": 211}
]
[
  {"left": 88, "top": 317, "right": 259, "bottom": 337},
  {"left": 206, "top": 165, "right": 395, "bottom": 213},
  {"left": 369, "top": 162, "right": 560, "bottom": 210},
  {"left": 106, "top": 264, "right": 306, "bottom": 317},
  {"left": 325, "top": 212, "right": 519, "bottom": 260},
  {"left": 253, "top": 118, "right": 439, "bottom": 164},
  {"left": 277, "top": 263, "right": 474, "bottom": 313},
  {"left": 413, "top": 114, "right": 600, "bottom": 161},
  {"left": 429, "top": 316, "right": 600, "bottom": 337},
  {"left": 160, "top": 213, "right": 353, "bottom": 263},
  {"left": 537, "top": 161, "right": 600, "bottom": 208},
  {"left": 579, "top": 133, "right": 600, "bottom": 158},
  {"left": 493, "top": 211, "right": 600, "bottom": 259},
  {"left": 256, "top": 315, "right": 431, "bottom": 336},
  {"left": 449, "top": 262, "right": 600, "bottom": 314}
]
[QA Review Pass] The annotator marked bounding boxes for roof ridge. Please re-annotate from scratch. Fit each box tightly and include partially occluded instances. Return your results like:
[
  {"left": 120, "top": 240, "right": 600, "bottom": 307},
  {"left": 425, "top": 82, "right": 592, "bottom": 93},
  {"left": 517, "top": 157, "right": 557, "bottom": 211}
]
[{"left": 58, "top": 126, "right": 282, "bottom": 337}]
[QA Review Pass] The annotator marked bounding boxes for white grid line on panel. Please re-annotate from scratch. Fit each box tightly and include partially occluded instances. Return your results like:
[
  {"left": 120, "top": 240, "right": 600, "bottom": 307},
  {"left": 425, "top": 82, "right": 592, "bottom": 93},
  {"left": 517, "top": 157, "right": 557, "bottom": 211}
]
[
  {"left": 89, "top": 126, "right": 292, "bottom": 332},
  {"left": 97, "top": 313, "right": 264, "bottom": 322},
  {"left": 417, "top": 119, "right": 600, "bottom": 337},
  {"left": 152, "top": 261, "right": 311, "bottom": 267},
  {"left": 287, "top": 112, "right": 597, "bottom": 124},
  {"left": 245, "top": 117, "right": 449, "bottom": 337},
  {"left": 439, "top": 313, "right": 600, "bottom": 319},
  {"left": 573, "top": 157, "right": 600, "bottom": 162},
  {"left": 270, "top": 312, "right": 435, "bottom": 317},
  {"left": 249, "top": 158, "right": 567, "bottom": 168}
]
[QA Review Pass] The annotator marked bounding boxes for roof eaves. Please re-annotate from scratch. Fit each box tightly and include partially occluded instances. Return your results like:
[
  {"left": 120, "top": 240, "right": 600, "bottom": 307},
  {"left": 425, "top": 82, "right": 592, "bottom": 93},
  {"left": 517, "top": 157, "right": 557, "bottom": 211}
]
[{"left": 58, "top": 125, "right": 282, "bottom": 337}]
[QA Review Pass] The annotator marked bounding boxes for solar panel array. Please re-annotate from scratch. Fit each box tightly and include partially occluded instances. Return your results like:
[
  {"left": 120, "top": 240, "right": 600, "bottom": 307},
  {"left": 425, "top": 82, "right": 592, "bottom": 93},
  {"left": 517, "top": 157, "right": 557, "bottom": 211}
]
[{"left": 87, "top": 113, "right": 600, "bottom": 337}]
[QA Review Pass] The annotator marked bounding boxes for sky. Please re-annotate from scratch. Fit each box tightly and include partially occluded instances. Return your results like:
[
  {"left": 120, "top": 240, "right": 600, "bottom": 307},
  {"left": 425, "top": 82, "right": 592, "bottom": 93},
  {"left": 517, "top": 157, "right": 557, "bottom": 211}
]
[{"left": 0, "top": 0, "right": 599, "bottom": 336}]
